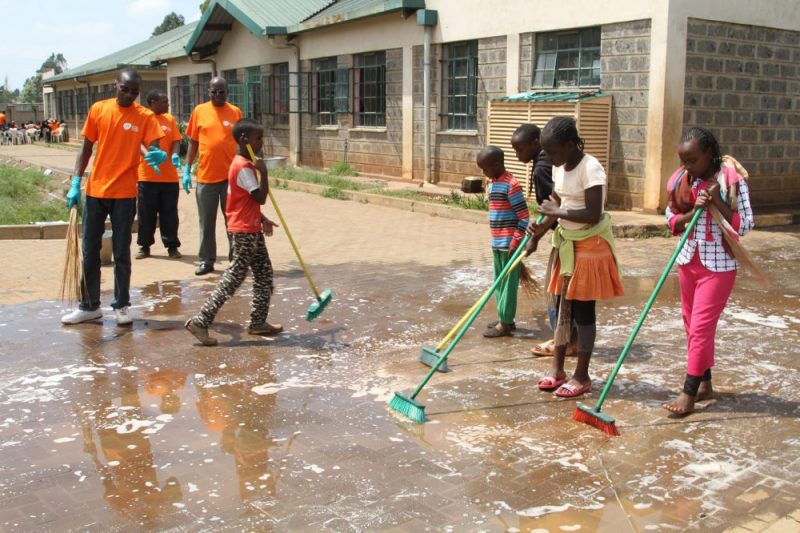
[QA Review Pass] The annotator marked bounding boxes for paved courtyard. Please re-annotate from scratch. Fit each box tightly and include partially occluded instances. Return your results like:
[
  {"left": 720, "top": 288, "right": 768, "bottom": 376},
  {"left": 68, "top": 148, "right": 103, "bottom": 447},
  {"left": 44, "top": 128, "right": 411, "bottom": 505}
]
[{"left": 0, "top": 156, "right": 799, "bottom": 531}]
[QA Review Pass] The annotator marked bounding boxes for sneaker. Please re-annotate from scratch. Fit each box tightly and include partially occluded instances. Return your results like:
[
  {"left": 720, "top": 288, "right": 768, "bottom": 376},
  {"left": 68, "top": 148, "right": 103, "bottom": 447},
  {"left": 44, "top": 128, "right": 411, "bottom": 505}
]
[
  {"left": 247, "top": 322, "right": 284, "bottom": 336},
  {"left": 115, "top": 306, "right": 132, "bottom": 326},
  {"left": 61, "top": 308, "right": 103, "bottom": 325},
  {"left": 185, "top": 318, "right": 218, "bottom": 346},
  {"left": 167, "top": 247, "right": 182, "bottom": 259},
  {"left": 135, "top": 246, "right": 150, "bottom": 259}
]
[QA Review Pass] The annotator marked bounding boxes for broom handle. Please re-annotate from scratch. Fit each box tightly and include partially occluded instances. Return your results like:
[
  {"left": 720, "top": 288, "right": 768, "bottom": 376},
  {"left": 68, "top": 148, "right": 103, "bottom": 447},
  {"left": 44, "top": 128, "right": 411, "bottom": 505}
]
[
  {"left": 411, "top": 233, "right": 531, "bottom": 399},
  {"left": 246, "top": 145, "right": 321, "bottom": 300},
  {"left": 435, "top": 215, "right": 545, "bottom": 351},
  {"left": 592, "top": 207, "right": 705, "bottom": 411}
]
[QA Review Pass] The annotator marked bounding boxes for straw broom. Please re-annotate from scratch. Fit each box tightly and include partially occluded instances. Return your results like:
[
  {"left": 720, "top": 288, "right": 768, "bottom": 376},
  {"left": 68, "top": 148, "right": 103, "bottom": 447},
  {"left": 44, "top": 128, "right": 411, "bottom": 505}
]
[{"left": 59, "top": 206, "right": 83, "bottom": 304}]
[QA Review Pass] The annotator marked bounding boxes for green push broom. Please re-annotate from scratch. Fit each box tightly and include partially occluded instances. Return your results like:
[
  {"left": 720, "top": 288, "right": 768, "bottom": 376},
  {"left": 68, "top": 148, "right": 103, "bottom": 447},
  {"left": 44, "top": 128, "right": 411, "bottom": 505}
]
[
  {"left": 573, "top": 207, "right": 706, "bottom": 436},
  {"left": 418, "top": 215, "right": 546, "bottom": 372},
  {"left": 390, "top": 234, "right": 531, "bottom": 423},
  {"left": 246, "top": 145, "right": 332, "bottom": 321}
]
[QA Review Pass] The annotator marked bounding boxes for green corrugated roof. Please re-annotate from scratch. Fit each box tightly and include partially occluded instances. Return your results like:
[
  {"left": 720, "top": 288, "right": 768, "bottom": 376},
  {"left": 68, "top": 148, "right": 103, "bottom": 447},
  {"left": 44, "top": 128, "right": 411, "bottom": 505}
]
[
  {"left": 46, "top": 22, "right": 198, "bottom": 83},
  {"left": 185, "top": 0, "right": 334, "bottom": 54},
  {"left": 495, "top": 90, "right": 606, "bottom": 102},
  {"left": 286, "top": 0, "right": 424, "bottom": 33}
]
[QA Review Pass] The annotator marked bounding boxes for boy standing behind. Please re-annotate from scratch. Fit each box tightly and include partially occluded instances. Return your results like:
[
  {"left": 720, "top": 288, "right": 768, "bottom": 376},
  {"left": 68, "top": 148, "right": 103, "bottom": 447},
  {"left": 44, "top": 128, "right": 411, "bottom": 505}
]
[
  {"left": 185, "top": 119, "right": 281, "bottom": 346},
  {"left": 476, "top": 146, "right": 530, "bottom": 338}
]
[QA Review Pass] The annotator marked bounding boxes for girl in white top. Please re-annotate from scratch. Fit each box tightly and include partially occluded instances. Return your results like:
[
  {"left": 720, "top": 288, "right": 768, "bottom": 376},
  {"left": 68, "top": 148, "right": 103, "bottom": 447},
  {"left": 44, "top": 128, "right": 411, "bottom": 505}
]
[{"left": 525, "top": 116, "right": 623, "bottom": 399}]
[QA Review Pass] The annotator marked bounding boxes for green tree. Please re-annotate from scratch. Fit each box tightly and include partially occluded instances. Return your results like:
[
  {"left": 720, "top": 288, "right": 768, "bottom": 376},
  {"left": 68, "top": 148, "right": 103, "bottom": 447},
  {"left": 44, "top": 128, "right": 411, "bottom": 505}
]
[
  {"left": 20, "top": 53, "right": 68, "bottom": 103},
  {"left": 0, "top": 87, "right": 15, "bottom": 104},
  {"left": 152, "top": 12, "right": 185, "bottom": 37},
  {"left": 199, "top": 0, "right": 211, "bottom": 13}
]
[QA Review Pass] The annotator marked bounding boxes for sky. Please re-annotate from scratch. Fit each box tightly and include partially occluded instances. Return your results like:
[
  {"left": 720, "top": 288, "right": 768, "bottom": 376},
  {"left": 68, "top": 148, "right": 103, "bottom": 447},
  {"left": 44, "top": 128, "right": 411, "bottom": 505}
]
[{"left": 1, "top": 0, "right": 204, "bottom": 91}]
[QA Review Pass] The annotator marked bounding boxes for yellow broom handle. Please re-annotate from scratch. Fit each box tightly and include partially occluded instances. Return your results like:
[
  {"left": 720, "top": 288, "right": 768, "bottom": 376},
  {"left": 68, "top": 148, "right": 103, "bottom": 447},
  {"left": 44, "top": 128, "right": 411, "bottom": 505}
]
[
  {"left": 246, "top": 145, "right": 321, "bottom": 299},
  {"left": 435, "top": 251, "right": 528, "bottom": 351}
]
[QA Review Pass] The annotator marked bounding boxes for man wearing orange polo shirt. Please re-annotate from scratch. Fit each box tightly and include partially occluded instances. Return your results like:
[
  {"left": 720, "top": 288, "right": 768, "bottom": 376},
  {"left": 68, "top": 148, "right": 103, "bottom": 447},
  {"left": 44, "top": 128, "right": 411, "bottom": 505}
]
[
  {"left": 0, "top": 111, "right": 7, "bottom": 129},
  {"left": 61, "top": 69, "right": 165, "bottom": 326},
  {"left": 136, "top": 89, "right": 184, "bottom": 260},
  {"left": 184, "top": 76, "right": 242, "bottom": 275}
]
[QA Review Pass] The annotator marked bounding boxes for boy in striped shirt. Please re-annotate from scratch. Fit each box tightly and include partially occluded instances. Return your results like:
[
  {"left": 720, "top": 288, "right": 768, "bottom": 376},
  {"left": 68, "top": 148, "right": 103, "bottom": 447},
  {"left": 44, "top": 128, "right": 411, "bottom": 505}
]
[{"left": 477, "top": 146, "right": 530, "bottom": 338}]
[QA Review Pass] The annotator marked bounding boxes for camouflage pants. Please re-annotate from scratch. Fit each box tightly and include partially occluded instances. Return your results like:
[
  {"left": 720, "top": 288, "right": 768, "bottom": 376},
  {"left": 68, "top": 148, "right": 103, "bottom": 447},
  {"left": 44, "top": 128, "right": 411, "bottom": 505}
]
[{"left": 195, "top": 232, "right": 274, "bottom": 328}]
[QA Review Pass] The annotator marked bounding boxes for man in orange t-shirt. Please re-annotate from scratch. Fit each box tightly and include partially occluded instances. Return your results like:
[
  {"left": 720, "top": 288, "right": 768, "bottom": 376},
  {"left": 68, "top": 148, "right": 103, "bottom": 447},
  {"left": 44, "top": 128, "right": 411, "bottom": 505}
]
[
  {"left": 0, "top": 111, "right": 6, "bottom": 129},
  {"left": 136, "top": 89, "right": 184, "bottom": 260},
  {"left": 61, "top": 69, "right": 165, "bottom": 326},
  {"left": 184, "top": 76, "right": 242, "bottom": 275}
]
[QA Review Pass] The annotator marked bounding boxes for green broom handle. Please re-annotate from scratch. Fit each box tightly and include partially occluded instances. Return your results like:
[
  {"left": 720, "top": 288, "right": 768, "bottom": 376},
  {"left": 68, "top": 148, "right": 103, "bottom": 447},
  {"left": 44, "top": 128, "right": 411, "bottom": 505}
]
[
  {"left": 592, "top": 207, "right": 705, "bottom": 411},
  {"left": 411, "top": 233, "right": 532, "bottom": 399},
  {"left": 246, "top": 144, "right": 321, "bottom": 300},
  {"left": 434, "top": 215, "right": 546, "bottom": 351}
]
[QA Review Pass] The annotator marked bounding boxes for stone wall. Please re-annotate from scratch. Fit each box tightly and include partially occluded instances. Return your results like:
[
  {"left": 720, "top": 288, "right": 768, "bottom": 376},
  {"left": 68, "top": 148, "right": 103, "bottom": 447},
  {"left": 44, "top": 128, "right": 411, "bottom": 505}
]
[
  {"left": 600, "top": 20, "right": 651, "bottom": 209},
  {"left": 518, "top": 21, "right": 650, "bottom": 208},
  {"left": 413, "top": 36, "right": 507, "bottom": 184},
  {"left": 300, "top": 48, "right": 404, "bottom": 176},
  {"left": 684, "top": 18, "right": 800, "bottom": 207}
]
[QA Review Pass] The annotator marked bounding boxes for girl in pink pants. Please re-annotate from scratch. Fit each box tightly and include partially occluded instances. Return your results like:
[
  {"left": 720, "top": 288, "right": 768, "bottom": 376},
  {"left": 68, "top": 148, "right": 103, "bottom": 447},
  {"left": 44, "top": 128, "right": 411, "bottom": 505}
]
[{"left": 663, "top": 127, "right": 753, "bottom": 415}]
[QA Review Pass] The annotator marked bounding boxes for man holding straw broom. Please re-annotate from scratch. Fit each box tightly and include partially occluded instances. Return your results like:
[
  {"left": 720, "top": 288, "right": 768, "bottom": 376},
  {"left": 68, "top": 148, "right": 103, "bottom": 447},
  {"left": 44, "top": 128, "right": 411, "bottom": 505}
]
[{"left": 62, "top": 69, "right": 166, "bottom": 326}]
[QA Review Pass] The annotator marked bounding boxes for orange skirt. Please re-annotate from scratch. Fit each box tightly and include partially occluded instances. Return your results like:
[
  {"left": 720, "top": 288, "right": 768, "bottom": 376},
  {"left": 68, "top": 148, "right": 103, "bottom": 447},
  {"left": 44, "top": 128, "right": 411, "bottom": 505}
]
[{"left": 547, "top": 236, "right": 624, "bottom": 301}]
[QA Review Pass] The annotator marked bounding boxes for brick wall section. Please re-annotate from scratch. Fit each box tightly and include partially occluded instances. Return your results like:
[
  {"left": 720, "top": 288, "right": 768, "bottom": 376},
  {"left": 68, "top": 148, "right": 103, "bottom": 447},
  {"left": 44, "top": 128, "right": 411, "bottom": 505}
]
[
  {"left": 601, "top": 19, "right": 651, "bottom": 209},
  {"left": 684, "top": 18, "right": 800, "bottom": 207},
  {"left": 413, "top": 36, "right": 507, "bottom": 184},
  {"left": 300, "top": 49, "right": 404, "bottom": 177}
]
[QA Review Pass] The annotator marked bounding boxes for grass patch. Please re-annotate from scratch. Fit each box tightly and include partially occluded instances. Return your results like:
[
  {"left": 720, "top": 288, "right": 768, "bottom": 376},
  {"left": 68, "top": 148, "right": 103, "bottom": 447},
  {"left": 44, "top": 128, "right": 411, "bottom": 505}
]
[
  {"left": 328, "top": 161, "right": 358, "bottom": 176},
  {"left": 320, "top": 187, "right": 347, "bottom": 200},
  {"left": 0, "top": 166, "right": 68, "bottom": 224}
]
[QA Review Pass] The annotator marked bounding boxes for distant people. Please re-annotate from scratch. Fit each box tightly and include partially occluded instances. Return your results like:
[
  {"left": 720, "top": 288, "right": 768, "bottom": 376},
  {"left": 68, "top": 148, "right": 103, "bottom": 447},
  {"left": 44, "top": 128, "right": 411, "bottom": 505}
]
[
  {"left": 61, "top": 68, "right": 166, "bottom": 326},
  {"left": 184, "top": 76, "right": 242, "bottom": 275},
  {"left": 41, "top": 120, "right": 51, "bottom": 142},
  {"left": 136, "top": 89, "right": 184, "bottom": 260}
]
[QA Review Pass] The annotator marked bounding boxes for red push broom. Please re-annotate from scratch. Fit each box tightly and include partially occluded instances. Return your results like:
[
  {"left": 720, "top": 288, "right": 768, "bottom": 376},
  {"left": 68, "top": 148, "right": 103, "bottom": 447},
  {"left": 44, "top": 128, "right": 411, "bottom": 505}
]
[{"left": 573, "top": 207, "right": 706, "bottom": 436}]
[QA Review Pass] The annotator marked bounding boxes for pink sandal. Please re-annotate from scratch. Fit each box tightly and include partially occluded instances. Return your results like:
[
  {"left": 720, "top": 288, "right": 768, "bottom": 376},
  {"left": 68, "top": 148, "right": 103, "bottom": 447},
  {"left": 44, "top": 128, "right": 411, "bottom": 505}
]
[
  {"left": 538, "top": 375, "right": 567, "bottom": 391},
  {"left": 554, "top": 381, "right": 592, "bottom": 398}
]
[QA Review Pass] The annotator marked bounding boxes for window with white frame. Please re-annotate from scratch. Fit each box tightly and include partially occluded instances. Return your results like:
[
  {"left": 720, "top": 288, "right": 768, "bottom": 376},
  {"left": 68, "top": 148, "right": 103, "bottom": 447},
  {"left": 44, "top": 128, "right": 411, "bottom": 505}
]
[
  {"left": 441, "top": 41, "right": 478, "bottom": 131},
  {"left": 532, "top": 27, "right": 601, "bottom": 89}
]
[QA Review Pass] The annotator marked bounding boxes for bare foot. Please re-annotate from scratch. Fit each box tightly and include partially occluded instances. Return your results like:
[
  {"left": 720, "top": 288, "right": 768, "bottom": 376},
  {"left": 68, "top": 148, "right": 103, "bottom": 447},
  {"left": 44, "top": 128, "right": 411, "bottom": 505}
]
[
  {"left": 663, "top": 392, "right": 696, "bottom": 416},
  {"left": 696, "top": 381, "right": 713, "bottom": 402}
]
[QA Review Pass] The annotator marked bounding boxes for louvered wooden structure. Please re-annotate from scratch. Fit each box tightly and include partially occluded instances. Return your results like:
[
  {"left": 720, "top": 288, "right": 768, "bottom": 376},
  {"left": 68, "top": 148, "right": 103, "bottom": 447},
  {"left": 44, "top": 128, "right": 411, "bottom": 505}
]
[{"left": 487, "top": 91, "right": 612, "bottom": 199}]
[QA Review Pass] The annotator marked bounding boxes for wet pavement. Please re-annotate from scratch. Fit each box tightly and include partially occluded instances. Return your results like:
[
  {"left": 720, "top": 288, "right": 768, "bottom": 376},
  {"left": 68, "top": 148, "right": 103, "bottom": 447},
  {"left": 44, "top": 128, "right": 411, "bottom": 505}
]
[{"left": 1, "top": 190, "right": 799, "bottom": 531}]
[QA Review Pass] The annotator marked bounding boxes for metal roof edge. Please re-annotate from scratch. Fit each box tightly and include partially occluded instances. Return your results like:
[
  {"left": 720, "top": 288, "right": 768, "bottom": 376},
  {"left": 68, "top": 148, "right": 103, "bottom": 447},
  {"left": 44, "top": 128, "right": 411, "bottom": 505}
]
[
  {"left": 493, "top": 90, "right": 607, "bottom": 102},
  {"left": 185, "top": 0, "right": 266, "bottom": 55},
  {"left": 287, "top": 0, "right": 424, "bottom": 34},
  {"left": 45, "top": 65, "right": 166, "bottom": 86}
]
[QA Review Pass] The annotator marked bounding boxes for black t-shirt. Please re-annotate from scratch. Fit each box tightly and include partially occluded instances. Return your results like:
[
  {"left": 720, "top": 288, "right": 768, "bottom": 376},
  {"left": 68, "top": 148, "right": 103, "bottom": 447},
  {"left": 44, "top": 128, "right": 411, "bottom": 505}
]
[{"left": 530, "top": 150, "right": 554, "bottom": 206}]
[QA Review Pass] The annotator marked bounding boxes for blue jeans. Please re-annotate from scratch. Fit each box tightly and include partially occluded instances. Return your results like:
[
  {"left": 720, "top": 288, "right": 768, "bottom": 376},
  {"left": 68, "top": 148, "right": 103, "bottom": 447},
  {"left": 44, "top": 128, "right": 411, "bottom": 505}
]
[{"left": 80, "top": 196, "right": 136, "bottom": 311}]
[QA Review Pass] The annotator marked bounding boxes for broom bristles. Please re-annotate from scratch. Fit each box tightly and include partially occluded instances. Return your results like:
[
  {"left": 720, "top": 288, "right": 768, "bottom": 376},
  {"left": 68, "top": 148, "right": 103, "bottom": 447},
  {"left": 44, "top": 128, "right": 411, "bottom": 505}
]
[
  {"left": 572, "top": 406, "right": 620, "bottom": 436},
  {"left": 59, "top": 206, "right": 83, "bottom": 304},
  {"left": 518, "top": 262, "right": 539, "bottom": 296}
]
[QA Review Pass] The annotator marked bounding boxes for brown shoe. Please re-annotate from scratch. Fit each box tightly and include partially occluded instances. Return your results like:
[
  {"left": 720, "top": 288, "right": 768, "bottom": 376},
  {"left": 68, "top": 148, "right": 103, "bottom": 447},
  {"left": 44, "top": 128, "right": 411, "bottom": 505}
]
[
  {"left": 247, "top": 322, "right": 283, "bottom": 336},
  {"left": 185, "top": 318, "right": 218, "bottom": 346}
]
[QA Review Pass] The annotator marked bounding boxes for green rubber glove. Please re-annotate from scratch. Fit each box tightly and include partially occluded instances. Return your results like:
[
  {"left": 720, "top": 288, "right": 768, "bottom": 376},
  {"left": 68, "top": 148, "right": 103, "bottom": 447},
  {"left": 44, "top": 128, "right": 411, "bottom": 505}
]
[
  {"left": 66, "top": 176, "right": 81, "bottom": 209},
  {"left": 144, "top": 147, "right": 167, "bottom": 175},
  {"left": 182, "top": 164, "right": 192, "bottom": 194},
  {"left": 171, "top": 153, "right": 181, "bottom": 169}
]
